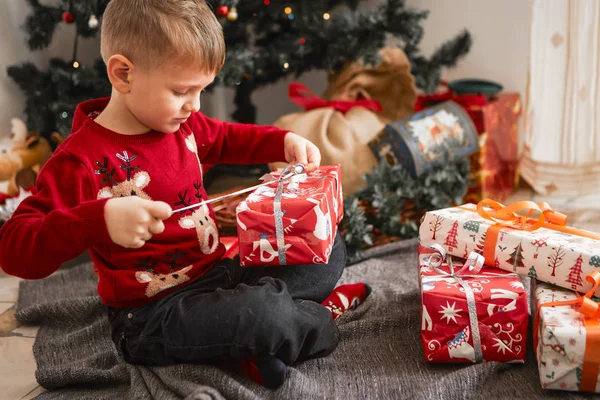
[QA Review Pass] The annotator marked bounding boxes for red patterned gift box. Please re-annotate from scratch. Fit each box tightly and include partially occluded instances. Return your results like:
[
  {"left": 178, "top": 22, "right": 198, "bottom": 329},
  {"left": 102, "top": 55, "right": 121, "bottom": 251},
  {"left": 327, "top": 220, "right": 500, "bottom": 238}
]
[
  {"left": 420, "top": 199, "right": 600, "bottom": 297},
  {"left": 535, "top": 275, "right": 600, "bottom": 393},
  {"left": 419, "top": 245, "right": 528, "bottom": 363},
  {"left": 465, "top": 93, "right": 522, "bottom": 203},
  {"left": 416, "top": 90, "right": 522, "bottom": 203},
  {"left": 236, "top": 165, "right": 343, "bottom": 267}
]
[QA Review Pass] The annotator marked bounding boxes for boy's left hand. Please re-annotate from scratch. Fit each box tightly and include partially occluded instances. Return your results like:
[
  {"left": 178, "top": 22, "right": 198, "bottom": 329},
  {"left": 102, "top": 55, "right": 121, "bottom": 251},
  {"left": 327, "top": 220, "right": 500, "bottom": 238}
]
[{"left": 283, "top": 132, "right": 321, "bottom": 173}]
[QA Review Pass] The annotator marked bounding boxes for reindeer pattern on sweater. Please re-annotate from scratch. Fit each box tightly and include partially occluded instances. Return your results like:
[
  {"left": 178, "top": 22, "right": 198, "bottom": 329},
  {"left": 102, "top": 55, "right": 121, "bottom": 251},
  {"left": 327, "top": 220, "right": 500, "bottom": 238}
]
[{"left": 91, "top": 132, "right": 221, "bottom": 299}]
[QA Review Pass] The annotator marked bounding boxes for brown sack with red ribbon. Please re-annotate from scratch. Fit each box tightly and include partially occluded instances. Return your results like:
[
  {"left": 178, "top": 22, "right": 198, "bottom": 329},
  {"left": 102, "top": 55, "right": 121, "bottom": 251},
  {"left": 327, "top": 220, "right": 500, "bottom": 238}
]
[
  {"left": 323, "top": 47, "right": 418, "bottom": 122},
  {"left": 271, "top": 47, "right": 417, "bottom": 196}
]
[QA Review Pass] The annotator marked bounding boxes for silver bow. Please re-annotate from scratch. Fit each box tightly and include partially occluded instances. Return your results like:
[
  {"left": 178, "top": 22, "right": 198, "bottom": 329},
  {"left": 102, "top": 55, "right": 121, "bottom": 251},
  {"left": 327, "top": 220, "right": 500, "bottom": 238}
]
[
  {"left": 422, "top": 244, "right": 518, "bottom": 363},
  {"left": 273, "top": 164, "right": 305, "bottom": 265}
]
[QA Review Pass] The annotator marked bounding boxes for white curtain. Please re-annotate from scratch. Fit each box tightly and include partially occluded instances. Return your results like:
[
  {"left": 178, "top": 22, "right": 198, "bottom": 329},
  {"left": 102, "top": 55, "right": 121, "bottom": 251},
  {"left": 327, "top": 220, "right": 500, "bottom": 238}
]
[{"left": 522, "top": 0, "right": 600, "bottom": 195}]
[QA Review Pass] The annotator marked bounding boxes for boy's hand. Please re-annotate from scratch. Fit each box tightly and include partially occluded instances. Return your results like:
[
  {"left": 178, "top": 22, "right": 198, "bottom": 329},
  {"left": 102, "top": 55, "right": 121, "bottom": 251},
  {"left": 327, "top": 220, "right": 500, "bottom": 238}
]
[
  {"left": 104, "top": 197, "right": 172, "bottom": 248},
  {"left": 283, "top": 132, "right": 321, "bottom": 173}
]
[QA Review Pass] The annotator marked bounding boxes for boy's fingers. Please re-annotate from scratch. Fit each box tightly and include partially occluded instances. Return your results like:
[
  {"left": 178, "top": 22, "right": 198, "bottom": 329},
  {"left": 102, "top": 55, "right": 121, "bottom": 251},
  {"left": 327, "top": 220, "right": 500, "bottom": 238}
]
[
  {"left": 306, "top": 143, "right": 321, "bottom": 167},
  {"left": 148, "top": 219, "right": 165, "bottom": 235},
  {"left": 147, "top": 201, "right": 173, "bottom": 220},
  {"left": 129, "top": 238, "right": 146, "bottom": 249}
]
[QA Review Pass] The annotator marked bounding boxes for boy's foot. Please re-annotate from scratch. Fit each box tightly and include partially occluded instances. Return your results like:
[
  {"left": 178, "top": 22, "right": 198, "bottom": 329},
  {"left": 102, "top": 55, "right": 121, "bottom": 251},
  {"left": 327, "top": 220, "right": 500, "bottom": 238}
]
[
  {"left": 321, "top": 282, "right": 371, "bottom": 320},
  {"left": 240, "top": 356, "right": 287, "bottom": 389}
]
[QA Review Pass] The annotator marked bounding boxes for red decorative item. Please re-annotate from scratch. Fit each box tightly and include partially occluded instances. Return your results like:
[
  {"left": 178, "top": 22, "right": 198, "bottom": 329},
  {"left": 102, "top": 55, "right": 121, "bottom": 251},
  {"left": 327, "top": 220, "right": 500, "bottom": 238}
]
[
  {"left": 62, "top": 11, "right": 74, "bottom": 23},
  {"left": 468, "top": 93, "right": 522, "bottom": 203},
  {"left": 216, "top": 5, "right": 229, "bottom": 17},
  {"left": 236, "top": 165, "right": 343, "bottom": 267},
  {"left": 419, "top": 245, "right": 528, "bottom": 363},
  {"left": 299, "top": 38, "right": 306, "bottom": 45},
  {"left": 289, "top": 82, "right": 382, "bottom": 113},
  {"left": 416, "top": 84, "right": 522, "bottom": 203}
]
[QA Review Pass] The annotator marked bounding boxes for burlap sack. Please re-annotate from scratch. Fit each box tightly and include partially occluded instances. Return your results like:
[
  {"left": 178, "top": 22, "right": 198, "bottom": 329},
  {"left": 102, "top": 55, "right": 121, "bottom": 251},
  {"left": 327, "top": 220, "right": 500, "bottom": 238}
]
[
  {"left": 324, "top": 47, "right": 417, "bottom": 122},
  {"left": 271, "top": 47, "right": 417, "bottom": 196}
]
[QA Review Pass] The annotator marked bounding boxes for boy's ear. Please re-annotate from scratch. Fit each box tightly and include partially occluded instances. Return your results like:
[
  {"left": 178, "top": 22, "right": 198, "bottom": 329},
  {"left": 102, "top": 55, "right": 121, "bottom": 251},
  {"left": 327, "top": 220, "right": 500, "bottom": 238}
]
[{"left": 106, "top": 54, "right": 135, "bottom": 94}]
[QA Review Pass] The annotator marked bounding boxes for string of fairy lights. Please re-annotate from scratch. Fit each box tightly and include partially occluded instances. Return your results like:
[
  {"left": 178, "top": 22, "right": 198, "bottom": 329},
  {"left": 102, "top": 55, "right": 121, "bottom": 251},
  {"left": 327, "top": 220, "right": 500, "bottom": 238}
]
[
  {"left": 63, "top": 1, "right": 332, "bottom": 71},
  {"left": 214, "top": 1, "right": 331, "bottom": 22},
  {"left": 213, "top": 2, "right": 332, "bottom": 73}
]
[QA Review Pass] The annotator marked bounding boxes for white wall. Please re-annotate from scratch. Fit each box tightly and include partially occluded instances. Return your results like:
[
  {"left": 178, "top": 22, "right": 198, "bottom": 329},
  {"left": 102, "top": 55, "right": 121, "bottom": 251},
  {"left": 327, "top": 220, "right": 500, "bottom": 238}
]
[{"left": 405, "top": 0, "right": 530, "bottom": 95}]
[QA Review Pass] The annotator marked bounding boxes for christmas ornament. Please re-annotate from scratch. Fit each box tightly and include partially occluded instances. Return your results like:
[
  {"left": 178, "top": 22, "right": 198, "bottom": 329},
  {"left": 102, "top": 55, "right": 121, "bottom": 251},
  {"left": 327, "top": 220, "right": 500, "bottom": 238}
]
[
  {"left": 88, "top": 14, "right": 99, "bottom": 29},
  {"left": 62, "top": 11, "right": 74, "bottom": 23},
  {"left": 216, "top": 5, "right": 229, "bottom": 17},
  {"left": 227, "top": 7, "right": 238, "bottom": 21},
  {"left": 299, "top": 38, "right": 306, "bottom": 45}
]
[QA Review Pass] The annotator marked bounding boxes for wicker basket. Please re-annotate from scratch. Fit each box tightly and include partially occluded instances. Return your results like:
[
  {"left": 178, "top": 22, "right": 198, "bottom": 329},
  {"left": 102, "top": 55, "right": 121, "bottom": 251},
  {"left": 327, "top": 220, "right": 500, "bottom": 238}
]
[{"left": 208, "top": 186, "right": 250, "bottom": 237}]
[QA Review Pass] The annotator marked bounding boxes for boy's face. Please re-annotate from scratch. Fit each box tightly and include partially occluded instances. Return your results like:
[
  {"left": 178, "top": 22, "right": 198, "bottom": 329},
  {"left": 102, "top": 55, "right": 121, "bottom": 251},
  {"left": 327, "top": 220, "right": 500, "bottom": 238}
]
[{"left": 126, "top": 60, "right": 216, "bottom": 133}]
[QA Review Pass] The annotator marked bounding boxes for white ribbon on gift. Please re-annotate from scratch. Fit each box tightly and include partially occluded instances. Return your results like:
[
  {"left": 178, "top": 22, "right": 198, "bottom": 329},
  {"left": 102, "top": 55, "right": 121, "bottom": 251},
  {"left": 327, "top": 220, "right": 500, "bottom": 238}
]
[
  {"left": 172, "top": 164, "right": 305, "bottom": 214},
  {"left": 423, "top": 244, "right": 486, "bottom": 363},
  {"left": 260, "top": 167, "right": 307, "bottom": 193}
]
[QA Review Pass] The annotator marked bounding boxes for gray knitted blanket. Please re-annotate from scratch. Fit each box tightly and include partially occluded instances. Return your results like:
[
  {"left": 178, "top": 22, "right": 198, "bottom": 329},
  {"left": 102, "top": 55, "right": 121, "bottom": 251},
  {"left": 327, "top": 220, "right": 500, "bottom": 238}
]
[{"left": 16, "top": 239, "right": 597, "bottom": 399}]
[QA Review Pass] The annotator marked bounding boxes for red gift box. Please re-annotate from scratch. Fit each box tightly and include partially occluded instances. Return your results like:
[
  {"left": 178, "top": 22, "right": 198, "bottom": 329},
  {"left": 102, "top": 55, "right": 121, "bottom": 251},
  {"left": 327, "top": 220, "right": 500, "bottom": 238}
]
[
  {"left": 236, "top": 165, "right": 343, "bottom": 267},
  {"left": 419, "top": 245, "right": 528, "bottom": 363},
  {"left": 416, "top": 89, "right": 522, "bottom": 203}
]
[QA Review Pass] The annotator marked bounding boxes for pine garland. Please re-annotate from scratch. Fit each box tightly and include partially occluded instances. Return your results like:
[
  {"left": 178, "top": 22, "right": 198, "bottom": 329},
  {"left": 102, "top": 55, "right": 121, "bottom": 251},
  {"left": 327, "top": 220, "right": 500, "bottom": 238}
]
[{"left": 342, "top": 156, "right": 470, "bottom": 260}]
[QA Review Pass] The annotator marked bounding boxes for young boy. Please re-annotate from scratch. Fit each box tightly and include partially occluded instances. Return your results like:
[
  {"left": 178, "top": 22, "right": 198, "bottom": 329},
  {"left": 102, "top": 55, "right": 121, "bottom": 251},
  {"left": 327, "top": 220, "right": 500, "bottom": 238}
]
[{"left": 0, "top": 0, "right": 370, "bottom": 390}]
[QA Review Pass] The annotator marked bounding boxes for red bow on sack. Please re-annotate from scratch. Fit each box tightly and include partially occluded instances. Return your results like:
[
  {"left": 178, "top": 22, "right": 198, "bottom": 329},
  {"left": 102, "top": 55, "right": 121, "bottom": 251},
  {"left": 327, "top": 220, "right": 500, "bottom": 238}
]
[{"left": 288, "top": 82, "right": 383, "bottom": 113}]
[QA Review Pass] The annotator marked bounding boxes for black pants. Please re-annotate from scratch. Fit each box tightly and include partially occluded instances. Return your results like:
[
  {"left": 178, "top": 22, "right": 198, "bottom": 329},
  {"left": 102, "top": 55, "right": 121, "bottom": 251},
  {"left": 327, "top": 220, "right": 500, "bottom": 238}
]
[{"left": 107, "top": 234, "right": 346, "bottom": 366}]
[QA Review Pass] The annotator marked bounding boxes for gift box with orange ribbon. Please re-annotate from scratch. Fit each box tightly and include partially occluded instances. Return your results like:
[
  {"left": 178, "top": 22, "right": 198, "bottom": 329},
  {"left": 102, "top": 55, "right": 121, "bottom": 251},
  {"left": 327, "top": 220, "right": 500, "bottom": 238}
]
[
  {"left": 419, "top": 199, "right": 600, "bottom": 296},
  {"left": 534, "top": 273, "right": 600, "bottom": 392},
  {"left": 416, "top": 90, "right": 522, "bottom": 203},
  {"left": 419, "top": 245, "right": 528, "bottom": 363}
]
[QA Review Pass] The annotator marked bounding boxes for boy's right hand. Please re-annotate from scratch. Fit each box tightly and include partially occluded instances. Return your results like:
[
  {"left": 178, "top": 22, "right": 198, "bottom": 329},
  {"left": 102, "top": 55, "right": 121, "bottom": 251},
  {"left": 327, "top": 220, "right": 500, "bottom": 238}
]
[{"left": 104, "top": 197, "right": 172, "bottom": 248}]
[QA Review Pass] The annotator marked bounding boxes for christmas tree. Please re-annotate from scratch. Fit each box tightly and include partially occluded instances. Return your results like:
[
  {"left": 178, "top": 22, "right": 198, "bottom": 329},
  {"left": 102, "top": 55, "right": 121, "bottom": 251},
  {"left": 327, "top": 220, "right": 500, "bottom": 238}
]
[
  {"left": 566, "top": 255, "right": 584, "bottom": 290},
  {"left": 9, "top": 0, "right": 471, "bottom": 141},
  {"left": 8, "top": 0, "right": 111, "bottom": 144},
  {"left": 474, "top": 231, "right": 486, "bottom": 255},
  {"left": 506, "top": 242, "right": 525, "bottom": 272},
  {"left": 528, "top": 265, "right": 537, "bottom": 279},
  {"left": 463, "top": 220, "right": 482, "bottom": 233},
  {"left": 444, "top": 220, "right": 459, "bottom": 251},
  {"left": 207, "top": 0, "right": 471, "bottom": 123},
  {"left": 547, "top": 245, "right": 566, "bottom": 277}
]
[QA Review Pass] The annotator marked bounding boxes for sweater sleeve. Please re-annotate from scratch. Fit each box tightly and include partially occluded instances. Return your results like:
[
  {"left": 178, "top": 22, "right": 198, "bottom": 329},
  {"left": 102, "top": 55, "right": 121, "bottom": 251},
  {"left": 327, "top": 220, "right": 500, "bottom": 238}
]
[
  {"left": 187, "top": 112, "right": 290, "bottom": 164},
  {"left": 0, "top": 150, "right": 111, "bottom": 279}
]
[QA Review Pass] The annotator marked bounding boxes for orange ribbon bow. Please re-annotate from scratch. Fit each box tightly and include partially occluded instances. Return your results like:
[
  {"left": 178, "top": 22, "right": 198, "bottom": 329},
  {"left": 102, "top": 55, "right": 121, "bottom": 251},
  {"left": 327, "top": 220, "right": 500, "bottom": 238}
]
[
  {"left": 534, "top": 271, "right": 600, "bottom": 392},
  {"left": 463, "top": 199, "right": 600, "bottom": 267}
]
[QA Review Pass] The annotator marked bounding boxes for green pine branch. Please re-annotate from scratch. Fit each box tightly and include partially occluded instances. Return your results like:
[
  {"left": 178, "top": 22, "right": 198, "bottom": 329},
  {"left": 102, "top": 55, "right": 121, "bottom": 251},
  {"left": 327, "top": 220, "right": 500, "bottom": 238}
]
[{"left": 342, "top": 156, "right": 469, "bottom": 259}]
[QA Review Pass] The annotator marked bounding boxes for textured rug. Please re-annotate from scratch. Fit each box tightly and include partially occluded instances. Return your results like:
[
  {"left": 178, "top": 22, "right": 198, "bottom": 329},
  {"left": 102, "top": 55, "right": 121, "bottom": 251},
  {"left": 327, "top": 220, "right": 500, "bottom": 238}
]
[{"left": 16, "top": 239, "right": 597, "bottom": 399}]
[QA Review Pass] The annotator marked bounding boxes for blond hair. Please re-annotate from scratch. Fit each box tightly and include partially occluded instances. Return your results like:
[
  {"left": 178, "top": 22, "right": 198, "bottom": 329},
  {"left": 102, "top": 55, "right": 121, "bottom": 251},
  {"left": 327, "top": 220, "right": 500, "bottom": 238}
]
[{"left": 101, "top": 0, "right": 225, "bottom": 73}]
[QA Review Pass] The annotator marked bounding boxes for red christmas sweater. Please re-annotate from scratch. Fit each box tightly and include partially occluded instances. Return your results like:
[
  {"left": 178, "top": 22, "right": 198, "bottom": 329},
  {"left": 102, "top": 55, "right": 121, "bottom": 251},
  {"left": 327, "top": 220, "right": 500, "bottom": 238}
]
[{"left": 0, "top": 98, "right": 289, "bottom": 308}]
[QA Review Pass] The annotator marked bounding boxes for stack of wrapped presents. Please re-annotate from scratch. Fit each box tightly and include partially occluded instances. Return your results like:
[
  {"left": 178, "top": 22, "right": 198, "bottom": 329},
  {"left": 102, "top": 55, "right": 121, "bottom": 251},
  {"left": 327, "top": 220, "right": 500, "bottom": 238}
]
[{"left": 418, "top": 199, "right": 600, "bottom": 392}]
